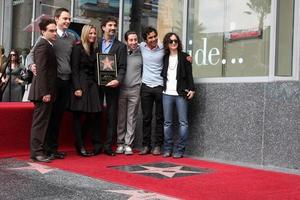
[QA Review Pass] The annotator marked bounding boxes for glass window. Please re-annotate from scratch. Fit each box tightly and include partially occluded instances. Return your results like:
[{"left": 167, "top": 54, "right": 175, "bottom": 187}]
[
  {"left": 187, "top": 0, "right": 272, "bottom": 78},
  {"left": 123, "top": 0, "right": 183, "bottom": 43},
  {"left": 275, "top": 0, "right": 294, "bottom": 76},
  {"left": 73, "top": 0, "right": 120, "bottom": 29},
  {"left": 11, "top": 0, "right": 34, "bottom": 55}
]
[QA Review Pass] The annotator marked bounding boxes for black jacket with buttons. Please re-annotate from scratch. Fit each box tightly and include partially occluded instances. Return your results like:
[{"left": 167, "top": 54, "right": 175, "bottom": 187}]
[{"left": 161, "top": 51, "right": 195, "bottom": 97}]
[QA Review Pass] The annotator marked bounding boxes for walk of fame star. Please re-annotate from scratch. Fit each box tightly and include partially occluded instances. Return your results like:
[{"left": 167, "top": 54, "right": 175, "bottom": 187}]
[
  {"left": 9, "top": 162, "right": 54, "bottom": 174},
  {"left": 132, "top": 165, "right": 201, "bottom": 178},
  {"left": 110, "top": 162, "right": 210, "bottom": 179},
  {"left": 105, "top": 189, "right": 178, "bottom": 200}
]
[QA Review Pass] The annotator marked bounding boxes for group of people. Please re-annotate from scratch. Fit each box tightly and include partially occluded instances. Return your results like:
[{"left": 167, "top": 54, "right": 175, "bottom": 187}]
[{"left": 13, "top": 7, "right": 195, "bottom": 163}]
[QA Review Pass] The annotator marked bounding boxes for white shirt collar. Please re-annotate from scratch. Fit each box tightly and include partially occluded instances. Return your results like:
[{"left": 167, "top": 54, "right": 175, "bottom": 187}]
[{"left": 57, "top": 28, "right": 67, "bottom": 37}]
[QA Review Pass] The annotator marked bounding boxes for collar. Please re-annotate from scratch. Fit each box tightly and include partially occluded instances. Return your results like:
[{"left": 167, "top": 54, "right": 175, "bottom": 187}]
[
  {"left": 57, "top": 28, "right": 67, "bottom": 37},
  {"left": 102, "top": 36, "right": 115, "bottom": 43},
  {"left": 143, "top": 42, "right": 163, "bottom": 50},
  {"left": 42, "top": 37, "right": 53, "bottom": 46}
]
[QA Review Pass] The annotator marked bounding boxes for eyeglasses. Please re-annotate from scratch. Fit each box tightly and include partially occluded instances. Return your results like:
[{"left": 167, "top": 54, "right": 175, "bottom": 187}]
[{"left": 168, "top": 39, "right": 178, "bottom": 44}]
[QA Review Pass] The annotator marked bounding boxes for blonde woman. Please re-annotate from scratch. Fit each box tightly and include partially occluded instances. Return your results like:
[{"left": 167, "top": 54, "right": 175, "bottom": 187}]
[{"left": 69, "top": 25, "right": 102, "bottom": 156}]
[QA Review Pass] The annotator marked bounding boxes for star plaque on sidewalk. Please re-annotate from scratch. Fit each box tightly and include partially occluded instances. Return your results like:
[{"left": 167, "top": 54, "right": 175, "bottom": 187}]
[{"left": 110, "top": 162, "right": 211, "bottom": 179}]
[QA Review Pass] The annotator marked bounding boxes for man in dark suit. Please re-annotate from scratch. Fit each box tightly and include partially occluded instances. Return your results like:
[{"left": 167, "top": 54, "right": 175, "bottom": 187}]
[
  {"left": 29, "top": 19, "right": 57, "bottom": 162},
  {"left": 27, "top": 8, "right": 76, "bottom": 160},
  {"left": 96, "top": 16, "right": 127, "bottom": 156}
]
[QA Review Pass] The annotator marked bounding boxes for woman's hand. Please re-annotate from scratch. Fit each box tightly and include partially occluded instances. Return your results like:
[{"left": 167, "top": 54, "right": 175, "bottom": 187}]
[
  {"left": 74, "top": 89, "right": 83, "bottom": 97},
  {"left": 15, "top": 77, "right": 24, "bottom": 84},
  {"left": 187, "top": 90, "right": 195, "bottom": 100},
  {"left": 1, "top": 76, "right": 7, "bottom": 83}
]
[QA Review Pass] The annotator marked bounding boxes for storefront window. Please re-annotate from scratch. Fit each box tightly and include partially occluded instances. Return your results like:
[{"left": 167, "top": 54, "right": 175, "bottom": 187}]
[
  {"left": 275, "top": 0, "right": 294, "bottom": 76},
  {"left": 187, "top": 0, "right": 272, "bottom": 78},
  {"left": 123, "top": 0, "right": 183, "bottom": 43},
  {"left": 73, "top": 0, "right": 120, "bottom": 31}
]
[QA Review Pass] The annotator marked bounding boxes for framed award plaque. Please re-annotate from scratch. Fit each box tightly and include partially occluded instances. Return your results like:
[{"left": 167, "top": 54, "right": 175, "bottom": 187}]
[{"left": 96, "top": 53, "right": 117, "bottom": 85}]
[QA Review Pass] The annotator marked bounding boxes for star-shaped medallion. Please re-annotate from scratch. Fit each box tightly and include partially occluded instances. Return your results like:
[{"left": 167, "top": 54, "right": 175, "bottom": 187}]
[
  {"left": 133, "top": 165, "right": 201, "bottom": 178},
  {"left": 101, "top": 56, "right": 114, "bottom": 71},
  {"left": 111, "top": 162, "right": 211, "bottom": 179}
]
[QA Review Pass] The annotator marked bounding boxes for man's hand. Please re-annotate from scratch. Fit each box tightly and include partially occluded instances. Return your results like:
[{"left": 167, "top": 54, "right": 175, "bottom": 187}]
[
  {"left": 106, "top": 80, "right": 119, "bottom": 87},
  {"left": 74, "top": 89, "right": 83, "bottom": 97},
  {"left": 30, "top": 64, "right": 37, "bottom": 76},
  {"left": 42, "top": 94, "right": 51, "bottom": 103},
  {"left": 187, "top": 90, "right": 195, "bottom": 100}
]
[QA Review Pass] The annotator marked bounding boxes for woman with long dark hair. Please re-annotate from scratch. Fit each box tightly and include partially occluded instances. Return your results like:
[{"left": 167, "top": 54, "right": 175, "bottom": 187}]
[
  {"left": 161, "top": 32, "right": 195, "bottom": 158},
  {"left": 1, "top": 49, "right": 25, "bottom": 101}
]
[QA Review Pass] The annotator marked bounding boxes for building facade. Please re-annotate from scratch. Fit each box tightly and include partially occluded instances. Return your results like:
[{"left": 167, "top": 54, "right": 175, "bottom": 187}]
[{"left": 0, "top": 0, "right": 299, "bottom": 170}]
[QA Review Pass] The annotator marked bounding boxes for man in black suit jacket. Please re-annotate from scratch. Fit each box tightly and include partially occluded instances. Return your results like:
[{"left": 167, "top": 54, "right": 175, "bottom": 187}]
[
  {"left": 96, "top": 16, "right": 127, "bottom": 156},
  {"left": 28, "top": 19, "right": 57, "bottom": 162}
]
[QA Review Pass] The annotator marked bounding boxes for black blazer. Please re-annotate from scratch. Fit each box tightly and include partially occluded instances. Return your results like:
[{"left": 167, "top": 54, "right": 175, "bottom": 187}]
[
  {"left": 161, "top": 52, "right": 195, "bottom": 97},
  {"left": 28, "top": 38, "right": 57, "bottom": 102},
  {"left": 97, "top": 38, "right": 127, "bottom": 83}
]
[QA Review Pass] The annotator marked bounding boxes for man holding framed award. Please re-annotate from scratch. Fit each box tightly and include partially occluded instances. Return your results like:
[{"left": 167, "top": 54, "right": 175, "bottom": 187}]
[{"left": 96, "top": 16, "right": 127, "bottom": 156}]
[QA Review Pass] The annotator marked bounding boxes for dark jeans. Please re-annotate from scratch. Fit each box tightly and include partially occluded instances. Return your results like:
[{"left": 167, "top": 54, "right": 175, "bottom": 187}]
[
  {"left": 162, "top": 94, "right": 188, "bottom": 155},
  {"left": 99, "top": 86, "right": 119, "bottom": 151},
  {"left": 140, "top": 84, "right": 164, "bottom": 148},
  {"left": 44, "top": 78, "right": 71, "bottom": 154}
]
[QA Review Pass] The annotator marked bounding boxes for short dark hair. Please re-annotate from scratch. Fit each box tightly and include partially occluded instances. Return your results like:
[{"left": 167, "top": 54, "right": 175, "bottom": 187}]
[
  {"left": 163, "top": 32, "right": 183, "bottom": 54},
  {"left": 124, "top": 30, "right": 138, "bottom": 41},
  {"left": 142, "top": 26, "right": 157, "bottom": 41},
  {"left": 39, "top": 19, "right": 56, "bottom": 32},
  {"left": 54, "top": 8, "right": 69, "bottom": 18},
  {"left": 101, "top": 16, "right": 118, "bottom": 33}
]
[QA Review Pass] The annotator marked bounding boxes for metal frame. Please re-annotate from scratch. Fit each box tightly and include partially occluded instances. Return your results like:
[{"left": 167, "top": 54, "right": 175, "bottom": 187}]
[{"left": 182, "top": 0, "right": 189, "bottom": 51}]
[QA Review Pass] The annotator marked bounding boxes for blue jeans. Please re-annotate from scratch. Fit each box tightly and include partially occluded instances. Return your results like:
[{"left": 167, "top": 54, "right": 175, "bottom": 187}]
[{"left": 163, "top": 94, "right": 189, "bottom": 155}]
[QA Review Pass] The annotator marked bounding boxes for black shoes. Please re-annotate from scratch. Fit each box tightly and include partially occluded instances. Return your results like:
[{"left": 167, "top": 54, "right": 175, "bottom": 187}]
[
  {"left": 31, "top": 155, "right": 51, "bottom": 163},
  {"left": 48, "top": 151, "right": 66, "bottom": 160},
  {"left": 76, "top": 147, "right": 94, "bottom": 157},
  {"left": 104, "top": 149, "right": 116, "bottom": 156},
  {"left": 93, "top": 148, "right": 102, "bottom": 155}
]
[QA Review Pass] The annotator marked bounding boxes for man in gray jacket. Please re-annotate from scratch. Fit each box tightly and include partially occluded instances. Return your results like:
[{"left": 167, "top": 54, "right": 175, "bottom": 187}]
[{"left": 115, "top": 31, "right": 142, "bottom": 155}]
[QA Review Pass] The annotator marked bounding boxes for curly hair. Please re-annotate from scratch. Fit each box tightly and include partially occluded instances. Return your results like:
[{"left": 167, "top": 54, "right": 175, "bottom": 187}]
[
  {"left": 142, "top": 26, "right": 157, "bottom": 41},
  {"left": 162, "top": 32, "right": 182, "bottom": 55}
]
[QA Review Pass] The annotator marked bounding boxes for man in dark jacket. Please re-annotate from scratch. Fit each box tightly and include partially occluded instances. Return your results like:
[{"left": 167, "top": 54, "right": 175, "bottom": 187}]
[
  {"left": 96, "top": 16, "right": 127, "bottom": 156},
  {"left": 29, "top": 19, "right": 57, "bottom": 162}
]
